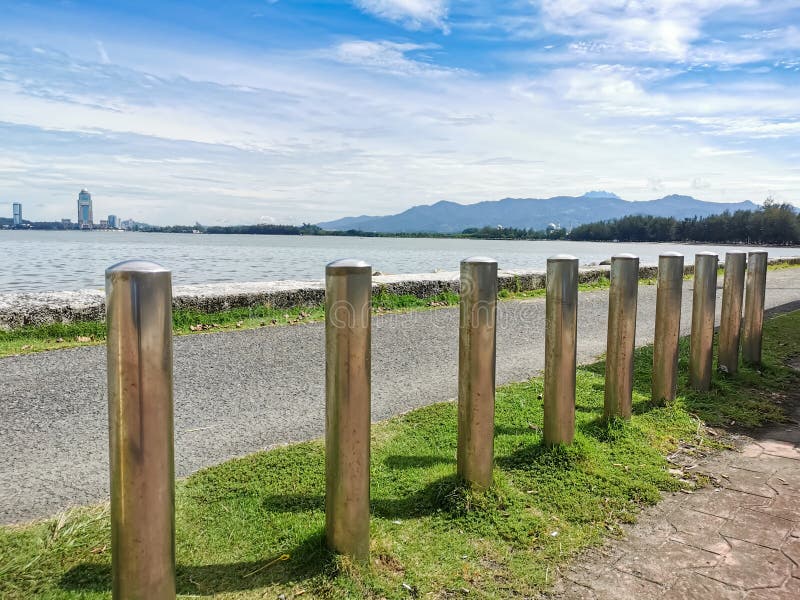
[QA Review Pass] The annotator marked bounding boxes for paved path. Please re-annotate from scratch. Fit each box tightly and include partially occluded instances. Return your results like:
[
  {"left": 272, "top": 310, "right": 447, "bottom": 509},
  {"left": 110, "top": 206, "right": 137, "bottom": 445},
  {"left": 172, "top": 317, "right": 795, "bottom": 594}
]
[
  {"left": 550, "top": 372, "right": 800, "bottom": 599},
  {"left": 2, "top": 270, "right": 799, "bottom": 524}
]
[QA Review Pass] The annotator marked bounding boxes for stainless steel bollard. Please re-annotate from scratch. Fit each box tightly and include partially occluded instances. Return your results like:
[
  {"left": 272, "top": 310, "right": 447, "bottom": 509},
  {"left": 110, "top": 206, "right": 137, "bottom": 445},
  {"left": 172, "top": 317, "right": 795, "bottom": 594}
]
[
  {"left": 106, "top": 260, "right": 175, "bottom": 600},
  {"left": 325, "top": 259, "right": 372, "bottom": 561},
  {"left": 718, "top": 252, "right": 746, "bottom": 374},
  {"left": 604, "top": 254, "right": 639, "bottom": 420},
  {"left": 742, "top": 251, "right": 768, "bottom": 365},
  {"left": 544, "top": 255, "right": 578, "bottom": 444},
  {"left": 457, "top": 257, "right": 498, "bottom": 489},
  {"left": 689, "top": 252, "right": 719, "bottom": 391},
  {"left": 652, "top": 252, "right": 684, "bottom": 403}
]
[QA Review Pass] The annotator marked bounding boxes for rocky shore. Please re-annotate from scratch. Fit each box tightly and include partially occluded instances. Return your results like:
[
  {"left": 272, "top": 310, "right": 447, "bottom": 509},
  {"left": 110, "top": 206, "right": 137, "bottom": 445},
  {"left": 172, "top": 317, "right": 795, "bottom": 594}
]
[{"left": 1, "top": 257, "right": 797, "bottom": 330}]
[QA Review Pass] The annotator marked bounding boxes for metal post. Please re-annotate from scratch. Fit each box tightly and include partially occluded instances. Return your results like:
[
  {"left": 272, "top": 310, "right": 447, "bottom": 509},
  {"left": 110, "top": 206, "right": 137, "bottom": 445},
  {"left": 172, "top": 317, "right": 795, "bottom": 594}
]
[
  {"left": 106, "top": 260, "right": 175, "bottom": 600},
  {"left": 689, "top": 252, "right": 719, "bottom": 391},
  {"left": 604, "top": 254, "right": 639, "bottom": 420},
  {"left": 742, "top": 251, "right": 768, "bottom": 365},
  {"left": 457, "top": 257, "right": 498, "bottom": 488},
  {"left": 652, "top": 252, "right": 684, "bottom": 403},
  {"left": 718, "top": 252, "right": 746, "bottom": 374},
  {"left": 325, "top": 259, "right": 372, "bottom": 561},
  {"left": 544, "top": 255, "right": 578, "bottom": 444}
]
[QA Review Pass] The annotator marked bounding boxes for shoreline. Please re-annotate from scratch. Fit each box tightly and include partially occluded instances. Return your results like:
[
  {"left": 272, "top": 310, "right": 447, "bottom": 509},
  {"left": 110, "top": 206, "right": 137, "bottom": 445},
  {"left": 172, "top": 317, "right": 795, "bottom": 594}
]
[
  {"left": 4, "top": 228, "right": 800, "bottom": 246},
  {"left": 2, "top": 256, "right": 798, "bottom": 330}
]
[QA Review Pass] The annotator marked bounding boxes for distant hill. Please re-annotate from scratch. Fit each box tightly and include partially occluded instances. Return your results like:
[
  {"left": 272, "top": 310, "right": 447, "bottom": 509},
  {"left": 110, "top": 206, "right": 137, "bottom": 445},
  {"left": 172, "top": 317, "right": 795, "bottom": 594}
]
[{"left": 317, "top": 192, "right": 760, "bottom": 233}]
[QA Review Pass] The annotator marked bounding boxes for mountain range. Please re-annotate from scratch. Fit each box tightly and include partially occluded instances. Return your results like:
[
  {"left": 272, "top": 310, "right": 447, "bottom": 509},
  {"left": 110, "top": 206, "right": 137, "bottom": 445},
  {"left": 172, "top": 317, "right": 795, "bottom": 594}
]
[{"left": 317, "top": 192, "right": 760, "bottom": 233}]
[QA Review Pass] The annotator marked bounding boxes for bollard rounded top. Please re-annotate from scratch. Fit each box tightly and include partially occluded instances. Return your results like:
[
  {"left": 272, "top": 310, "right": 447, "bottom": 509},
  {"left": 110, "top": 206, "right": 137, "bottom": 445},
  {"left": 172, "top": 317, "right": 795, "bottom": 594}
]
[
  {"left": 612, "top": 253, "right": 638, "bottom": 260},
  {"left": 724, "top": 250, "right": 747, "bottom": 256},
  {"left": 106, "top": 259, "right": 170, "bottom": 275},
  {"left": 461, "top": 256, "right": 497, "bottom": 265},
  {"left": 659, "top": 251, "right": 683, "bottom": 258},
  {"left": 748, "top": 250, "right": 768, "bottom": 256},
  {"left": 695, "top": 251, "right": 718, "bottom": 257},
  {"left": 547, "top": 254, "right": 578, "bottom": 262},
  {"left": 326, "top": 258, "right": 372, "bottom": 274}
]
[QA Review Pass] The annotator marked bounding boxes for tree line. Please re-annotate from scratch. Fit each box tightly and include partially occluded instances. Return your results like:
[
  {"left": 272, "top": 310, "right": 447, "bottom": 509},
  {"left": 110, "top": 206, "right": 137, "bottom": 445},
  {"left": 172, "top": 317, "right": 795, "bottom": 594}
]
[{"left": 567, "top": 201, "right": 799, "bottom": 245}]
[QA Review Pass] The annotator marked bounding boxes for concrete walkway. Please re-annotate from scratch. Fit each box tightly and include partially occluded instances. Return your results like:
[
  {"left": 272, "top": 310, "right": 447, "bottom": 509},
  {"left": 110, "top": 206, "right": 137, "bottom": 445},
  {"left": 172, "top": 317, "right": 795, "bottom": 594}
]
[{"left": 550, "top": 376, "right": 800, "bottom": 599}]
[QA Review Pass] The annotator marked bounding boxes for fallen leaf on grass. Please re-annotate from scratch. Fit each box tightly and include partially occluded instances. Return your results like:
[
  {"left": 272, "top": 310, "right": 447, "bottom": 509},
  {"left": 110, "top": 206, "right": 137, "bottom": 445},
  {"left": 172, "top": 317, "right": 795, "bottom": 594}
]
[{"left": 76, "top": 336, "right": 92, "bottom": 342}]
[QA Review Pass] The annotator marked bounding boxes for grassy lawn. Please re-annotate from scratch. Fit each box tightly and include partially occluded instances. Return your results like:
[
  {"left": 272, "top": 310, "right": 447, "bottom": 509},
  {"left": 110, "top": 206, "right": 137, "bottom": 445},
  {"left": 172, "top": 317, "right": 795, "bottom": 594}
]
[{"left": 2, "top": 310, "right": 798, "bottom": 599}]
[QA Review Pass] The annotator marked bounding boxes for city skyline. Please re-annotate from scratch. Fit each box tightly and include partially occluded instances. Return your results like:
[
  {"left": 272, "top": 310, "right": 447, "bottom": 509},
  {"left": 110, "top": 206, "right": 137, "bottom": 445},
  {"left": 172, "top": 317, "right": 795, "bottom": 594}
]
[
  {"left": 6, "top": 190, "right": 123, "bottom": 230},
  {"left": 1, "top": 2, "right": 799, "bottom": 226}
]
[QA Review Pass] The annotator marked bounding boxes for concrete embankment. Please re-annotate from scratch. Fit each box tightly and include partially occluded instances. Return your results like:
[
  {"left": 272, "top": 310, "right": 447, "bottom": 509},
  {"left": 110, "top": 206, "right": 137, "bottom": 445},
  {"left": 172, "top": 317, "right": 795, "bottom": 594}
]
[{"left": 1, "top": 256, "right": 798, "bottom": 329}]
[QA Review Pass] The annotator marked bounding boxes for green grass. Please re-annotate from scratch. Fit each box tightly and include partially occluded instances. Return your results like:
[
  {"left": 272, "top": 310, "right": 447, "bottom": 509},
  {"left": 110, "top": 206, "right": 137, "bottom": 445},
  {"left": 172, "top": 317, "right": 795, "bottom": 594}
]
[
  {"left": 498, "top": 274, "right": 620, "bottom": 300},
  {"left": 2, "top": 311, "right": 798, "bottom": 599}
]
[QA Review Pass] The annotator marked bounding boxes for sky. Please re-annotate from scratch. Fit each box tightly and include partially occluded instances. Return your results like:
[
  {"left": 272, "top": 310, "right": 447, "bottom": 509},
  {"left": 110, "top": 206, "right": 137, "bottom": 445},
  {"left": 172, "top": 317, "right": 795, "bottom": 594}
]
[{"left": 1, "top": 1, "right": 799, "bottom": 226}]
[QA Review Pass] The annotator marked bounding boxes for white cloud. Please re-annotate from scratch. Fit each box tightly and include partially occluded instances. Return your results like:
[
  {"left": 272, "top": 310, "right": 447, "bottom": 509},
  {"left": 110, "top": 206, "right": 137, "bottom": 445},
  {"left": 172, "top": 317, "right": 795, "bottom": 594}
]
[
  {"left": 330, "top": 40, "right": 460, "bottom": 76},
  {"left": 695, "top": 146, "right": 751, "bottom": 157},
  {"left": 537, "top": 0, "right": 758, "bottom": 60},
  {"left": 353, "top": 0, "right": 450, "bottom": 32},
  {"left": 95, "top": 40, "right": 110, "bottom": 64},
  {"left": 680, "top": 117, "right": 800, "bottom": 138},
  {"left": 517, "top": 58, "right": 800, "bottom": 141}
]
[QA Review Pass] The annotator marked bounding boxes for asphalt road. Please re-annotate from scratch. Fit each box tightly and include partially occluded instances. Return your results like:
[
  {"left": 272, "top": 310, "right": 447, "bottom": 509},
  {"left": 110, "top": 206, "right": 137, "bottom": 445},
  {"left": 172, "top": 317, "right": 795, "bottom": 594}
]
[{"left": 2, "top": 269, "right": 799, "bottom": 524}]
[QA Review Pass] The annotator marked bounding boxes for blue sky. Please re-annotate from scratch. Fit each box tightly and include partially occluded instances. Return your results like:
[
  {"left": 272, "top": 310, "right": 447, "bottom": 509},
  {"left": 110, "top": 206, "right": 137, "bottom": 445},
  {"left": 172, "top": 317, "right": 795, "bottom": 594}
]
[{"left": 1, "top": 1, "right": 799, "bottom": 225}]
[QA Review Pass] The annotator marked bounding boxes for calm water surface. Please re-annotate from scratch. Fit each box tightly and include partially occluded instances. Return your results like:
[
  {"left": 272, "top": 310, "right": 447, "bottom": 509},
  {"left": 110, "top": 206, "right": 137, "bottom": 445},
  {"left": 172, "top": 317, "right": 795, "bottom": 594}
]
[{"left": 2, "top": 230, "right": 798, "bottom": 292}]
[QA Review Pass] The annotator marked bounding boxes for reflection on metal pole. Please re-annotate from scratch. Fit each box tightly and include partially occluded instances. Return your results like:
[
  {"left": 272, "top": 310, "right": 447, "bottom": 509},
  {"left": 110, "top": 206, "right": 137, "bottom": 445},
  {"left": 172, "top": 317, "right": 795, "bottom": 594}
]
[
  {"left": 604, "top": 254, "right": 639, "bottom": 420},
  {"left": 544, "top": 255, "right": 578, "bottom": 444},
  {"left": 652, "top": 252, "right": 684, "bottom": 403},
  {"left": 106, "top": 260, "right": 175, "bottom": 600},
  {"left": 742, "top": 251, "right": 768, "bottom": 365},
  {"left": 718, "top": 252, "right": 746, "bottom": 374},
  {"left": 325, "top": 258, "right": 372, "bottom": 561},
  {"left": 689, "top": 252, "right": 719, "bottom": 391},
  {"left": 457, "top": 257, "right": 498, "bottom": 489}
]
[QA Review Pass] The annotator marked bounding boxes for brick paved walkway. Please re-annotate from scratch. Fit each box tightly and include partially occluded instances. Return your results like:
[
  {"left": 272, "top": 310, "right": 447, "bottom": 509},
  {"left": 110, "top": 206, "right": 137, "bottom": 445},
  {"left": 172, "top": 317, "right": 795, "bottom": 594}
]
[{"left": 550, "top": 397, "right": 800, "bottom": 599}]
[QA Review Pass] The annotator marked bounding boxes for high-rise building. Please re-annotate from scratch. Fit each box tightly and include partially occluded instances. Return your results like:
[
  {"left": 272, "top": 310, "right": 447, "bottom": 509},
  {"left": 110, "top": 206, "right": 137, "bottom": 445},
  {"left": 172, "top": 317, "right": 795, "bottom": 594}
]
[
  {"left": 12, "top": 202, "right": 22, "bottom": 227},
  {"left": 77, "top": 189, "right": 93, "bottom": 229},
  {"left": 108, "top": 214, "right": 119, "bottom": 229}
]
